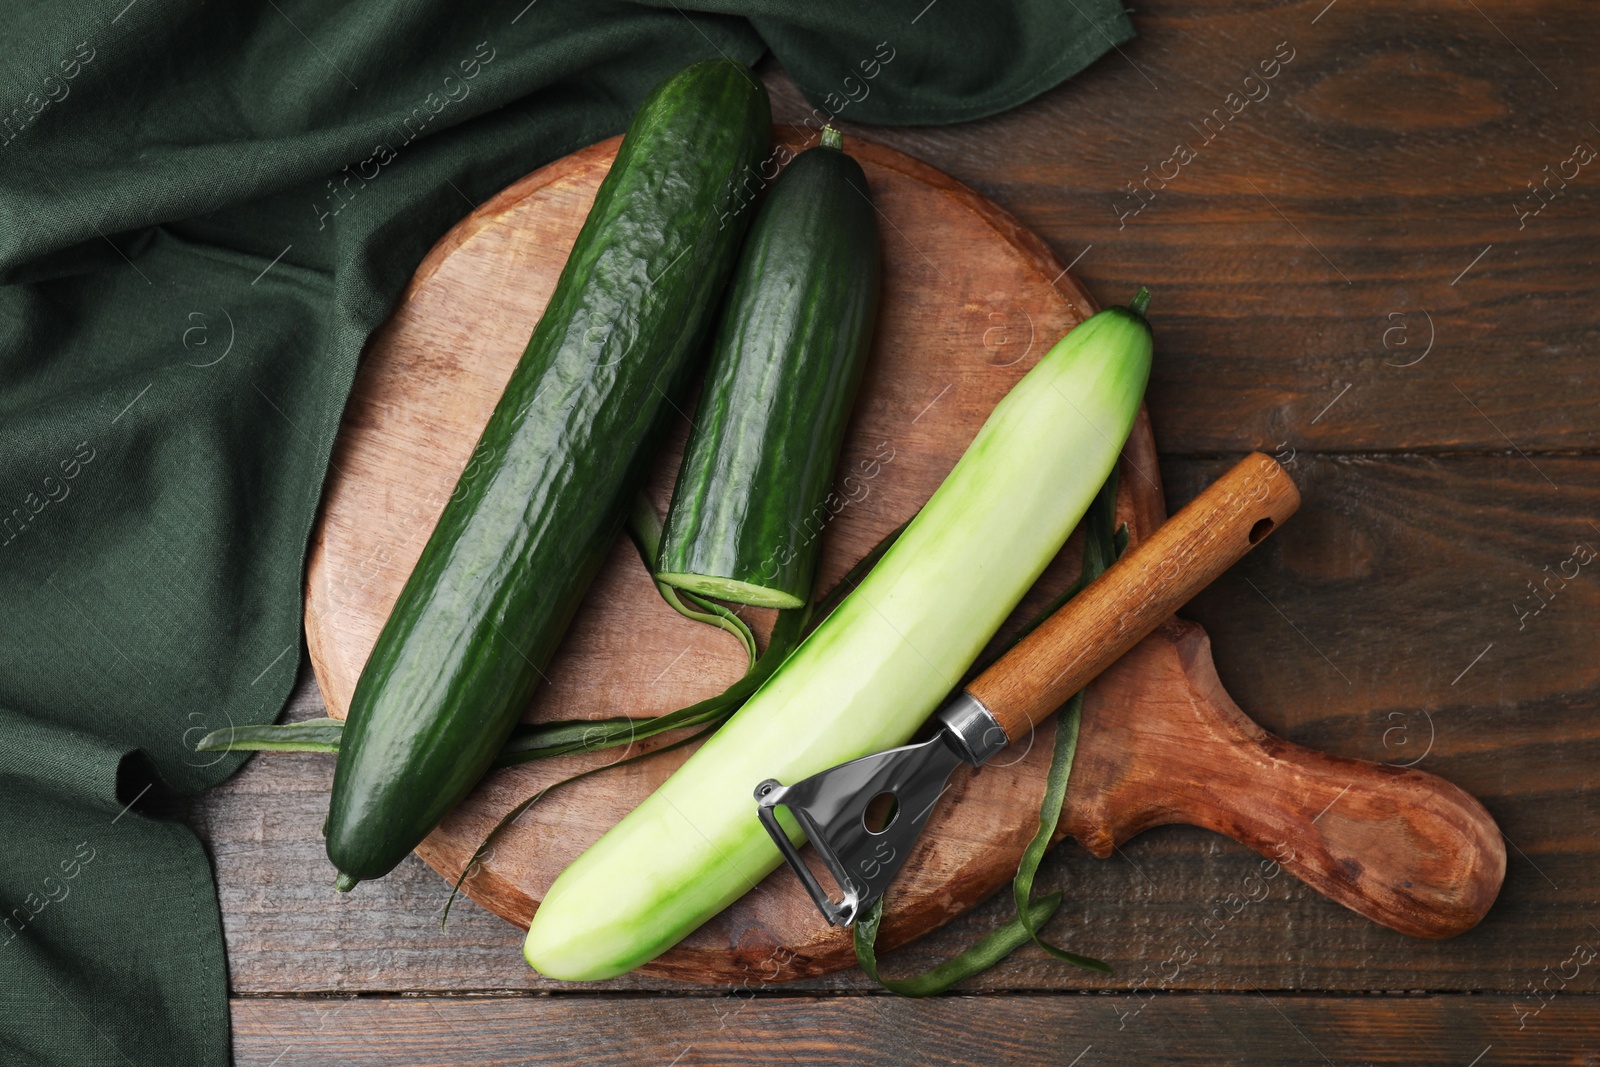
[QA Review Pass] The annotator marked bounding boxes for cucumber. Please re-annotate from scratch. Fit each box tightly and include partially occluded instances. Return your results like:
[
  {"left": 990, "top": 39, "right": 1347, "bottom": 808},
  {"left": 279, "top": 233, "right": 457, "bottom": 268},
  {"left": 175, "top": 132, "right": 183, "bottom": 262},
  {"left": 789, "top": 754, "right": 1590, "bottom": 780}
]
[
  {"left": 324, "top": 60, "right": 771, "bottom": 889},
  {"left": 524, "top": 295, "right": 1154, "bottom": 979},
  {"left": 655, "top": 127, "right": 881, "bottom": 609}
]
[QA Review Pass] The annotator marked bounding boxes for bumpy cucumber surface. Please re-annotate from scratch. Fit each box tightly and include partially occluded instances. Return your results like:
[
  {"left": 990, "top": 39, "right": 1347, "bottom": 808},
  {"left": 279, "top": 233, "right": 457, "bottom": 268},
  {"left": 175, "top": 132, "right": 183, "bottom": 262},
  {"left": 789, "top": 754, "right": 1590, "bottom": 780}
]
[
  {"left": 655, "top": 128, "right": 880, "bottom": 609},
  {"left": 325, "top": 60, "right": 770, "bottom": 888}
]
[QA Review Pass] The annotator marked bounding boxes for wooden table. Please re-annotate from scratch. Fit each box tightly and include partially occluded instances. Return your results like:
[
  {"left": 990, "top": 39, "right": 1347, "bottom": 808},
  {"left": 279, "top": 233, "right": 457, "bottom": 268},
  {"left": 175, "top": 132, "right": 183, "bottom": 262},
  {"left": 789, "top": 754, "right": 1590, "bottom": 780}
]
[{"left": 205, "top": 3, "right": 1600, "bottom": 1062}]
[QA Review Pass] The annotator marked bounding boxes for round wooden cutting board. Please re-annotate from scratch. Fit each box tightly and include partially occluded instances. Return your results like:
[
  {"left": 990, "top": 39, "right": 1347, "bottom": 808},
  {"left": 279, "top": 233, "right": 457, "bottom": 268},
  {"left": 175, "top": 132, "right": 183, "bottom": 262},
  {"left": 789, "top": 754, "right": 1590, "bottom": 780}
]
[{"left": 304, "top": 129, "right": 1157, "bottom": 982}]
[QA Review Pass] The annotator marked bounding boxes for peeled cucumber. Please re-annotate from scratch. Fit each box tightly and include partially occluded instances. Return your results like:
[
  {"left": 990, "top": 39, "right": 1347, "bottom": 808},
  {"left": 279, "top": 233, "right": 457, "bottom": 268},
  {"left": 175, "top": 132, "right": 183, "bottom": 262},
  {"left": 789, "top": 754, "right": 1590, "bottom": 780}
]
[{"left": 524, "top": 297, "right": 1154, "bottom": 979}]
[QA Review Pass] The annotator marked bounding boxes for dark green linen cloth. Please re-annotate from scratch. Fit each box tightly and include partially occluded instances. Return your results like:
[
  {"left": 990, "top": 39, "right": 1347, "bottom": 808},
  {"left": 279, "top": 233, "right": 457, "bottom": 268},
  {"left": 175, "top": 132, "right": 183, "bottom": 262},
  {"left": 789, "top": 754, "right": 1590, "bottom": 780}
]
[{"left": 0, "top": 1, "right": 1132, "bottom": 1062}]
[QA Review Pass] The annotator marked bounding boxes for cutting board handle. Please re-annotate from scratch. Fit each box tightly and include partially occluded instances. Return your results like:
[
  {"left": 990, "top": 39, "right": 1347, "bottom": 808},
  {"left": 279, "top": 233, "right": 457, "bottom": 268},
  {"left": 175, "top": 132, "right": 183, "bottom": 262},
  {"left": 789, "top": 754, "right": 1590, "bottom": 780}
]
[{"left": 1062, "top": 619, "right": 1506, "bottom": 940}]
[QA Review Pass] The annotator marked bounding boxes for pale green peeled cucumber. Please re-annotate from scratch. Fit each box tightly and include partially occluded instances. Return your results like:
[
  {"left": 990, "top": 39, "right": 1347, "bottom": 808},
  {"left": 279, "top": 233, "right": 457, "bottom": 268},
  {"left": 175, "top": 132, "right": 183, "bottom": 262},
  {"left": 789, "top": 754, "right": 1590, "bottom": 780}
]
[{"left": 524, "top": 295, "right": 1154, "bottom": 980}]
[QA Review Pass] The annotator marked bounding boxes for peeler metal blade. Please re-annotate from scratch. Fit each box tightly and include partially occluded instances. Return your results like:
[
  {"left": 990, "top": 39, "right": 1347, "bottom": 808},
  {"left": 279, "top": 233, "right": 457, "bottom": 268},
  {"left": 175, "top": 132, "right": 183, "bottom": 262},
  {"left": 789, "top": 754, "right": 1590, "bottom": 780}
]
[{"left": 754, "top": 695, "right": 1004, "bottom": 925}]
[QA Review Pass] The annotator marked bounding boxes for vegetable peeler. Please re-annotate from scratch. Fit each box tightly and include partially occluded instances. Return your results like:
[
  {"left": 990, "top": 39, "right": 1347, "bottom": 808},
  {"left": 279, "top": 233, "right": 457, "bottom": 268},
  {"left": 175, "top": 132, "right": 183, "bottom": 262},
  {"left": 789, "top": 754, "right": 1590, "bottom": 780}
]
[{"left": 756, "top": 452, "right": 1300, "bottom": 926}]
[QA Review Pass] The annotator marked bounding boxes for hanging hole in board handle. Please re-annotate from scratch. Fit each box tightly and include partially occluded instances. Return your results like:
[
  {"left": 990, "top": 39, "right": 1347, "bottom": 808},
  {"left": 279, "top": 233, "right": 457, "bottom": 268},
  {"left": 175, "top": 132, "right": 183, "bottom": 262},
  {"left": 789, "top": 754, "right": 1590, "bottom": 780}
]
[{"left": 1248, "top": 518, "right": 1274, "bottom": 544}]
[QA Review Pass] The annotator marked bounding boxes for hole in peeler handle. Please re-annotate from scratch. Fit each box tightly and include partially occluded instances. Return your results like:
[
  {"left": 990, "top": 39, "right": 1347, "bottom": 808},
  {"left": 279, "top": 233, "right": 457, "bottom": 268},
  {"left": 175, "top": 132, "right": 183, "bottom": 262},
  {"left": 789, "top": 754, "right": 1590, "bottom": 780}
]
[
  {"left": 1248, "top": 517, "right": 1274, "bottom": 544},
  {"left": 863, "top": 791, "right": 899, "bottom": 834}
]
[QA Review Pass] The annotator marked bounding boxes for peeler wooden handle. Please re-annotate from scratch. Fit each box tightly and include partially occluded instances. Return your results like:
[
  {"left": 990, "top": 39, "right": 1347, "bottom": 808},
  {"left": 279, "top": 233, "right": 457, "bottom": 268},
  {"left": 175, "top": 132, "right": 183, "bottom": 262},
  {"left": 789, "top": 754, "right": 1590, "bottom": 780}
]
[{"left": 966, "top": 452, "right": 1300, "bottom": 745}]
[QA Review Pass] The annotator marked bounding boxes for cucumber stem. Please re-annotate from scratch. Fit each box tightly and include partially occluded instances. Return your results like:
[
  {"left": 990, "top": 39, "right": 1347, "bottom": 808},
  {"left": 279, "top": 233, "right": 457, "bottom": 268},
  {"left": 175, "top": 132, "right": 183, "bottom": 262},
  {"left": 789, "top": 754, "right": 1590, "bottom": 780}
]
[
  {"left": 1128, "top": 286, "right": 1151, "bottom": 317},
  {"left": 334, "top": 872, "right": 359, "bottom": 893},
  {"left": 820, "top": 125, "right": 843, "bottom": 150}
]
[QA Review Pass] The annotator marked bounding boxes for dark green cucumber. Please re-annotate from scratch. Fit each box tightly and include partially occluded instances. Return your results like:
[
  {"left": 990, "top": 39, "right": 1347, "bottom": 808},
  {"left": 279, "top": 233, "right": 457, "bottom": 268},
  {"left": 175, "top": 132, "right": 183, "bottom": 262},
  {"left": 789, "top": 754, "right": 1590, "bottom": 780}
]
[
  {"left": 325, "top": 60, "right": 770, "bottom": 889},
  {"left": 655, "top": 127, "right": 880, "bottom": 609}
]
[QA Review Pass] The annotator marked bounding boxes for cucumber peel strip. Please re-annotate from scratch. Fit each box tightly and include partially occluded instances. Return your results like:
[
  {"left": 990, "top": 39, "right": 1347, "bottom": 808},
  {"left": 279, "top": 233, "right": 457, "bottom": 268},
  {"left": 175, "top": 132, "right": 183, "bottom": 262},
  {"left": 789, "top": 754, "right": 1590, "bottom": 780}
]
[
  {"left": 192, "top": 524, "right": 864, "bottom": 764},
  {"left": 628, "top": 494, "right": 758, "bottom": 669},
  {"left": 1007, "top": 472, "right": 1121, "bottom": 973},
  {"left": 852, "top": 471, "right": 1123, "bottom": 991},
  {"left": 853, "top": 892, "right": 1065, "bottom": 997},
  {"left": 194, "top": 513, "right": 883, "bottom": 765},
  {"left": 436, "top": 522, "right": 916, "bottom": 926},
  {"left": 195, "top": 493, "right": 764, "bottom": 760},
  {"left": 194, "top": 717, "right": 344, "bottom": 754},
  {"left": 440, "top": 721, "right": 722, "bottom": 929},
  {"left": 441, "top": 546, "right": 931, "bottom": 924}
]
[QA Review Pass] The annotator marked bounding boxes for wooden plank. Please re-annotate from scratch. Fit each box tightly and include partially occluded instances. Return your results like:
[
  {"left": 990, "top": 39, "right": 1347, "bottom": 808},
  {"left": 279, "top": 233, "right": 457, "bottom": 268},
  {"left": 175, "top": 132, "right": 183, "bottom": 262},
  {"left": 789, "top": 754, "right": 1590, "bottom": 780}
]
[
  {"left": 196, "top": 454, "right": 1600, "bottom": 994},
  {"left": 231, "top": 993, "right": 1600, "bottom": 1066},
  {"left": 768, "top": 1, "right": 1600, "bottom": 455}
]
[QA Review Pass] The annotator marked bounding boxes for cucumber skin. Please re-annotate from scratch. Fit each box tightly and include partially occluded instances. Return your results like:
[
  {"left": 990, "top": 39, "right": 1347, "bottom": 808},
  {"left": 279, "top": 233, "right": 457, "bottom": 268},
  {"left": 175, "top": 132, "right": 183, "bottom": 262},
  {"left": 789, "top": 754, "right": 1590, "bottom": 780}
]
[
  {"left": 656, "top": 139, "right": 881, "bottom": 609},
  {"left": 324, "top": 61, "right": 771, "bottom": 885},
  {"left": 525, "top": 306, "right": 1153, "bottom": 980}
]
